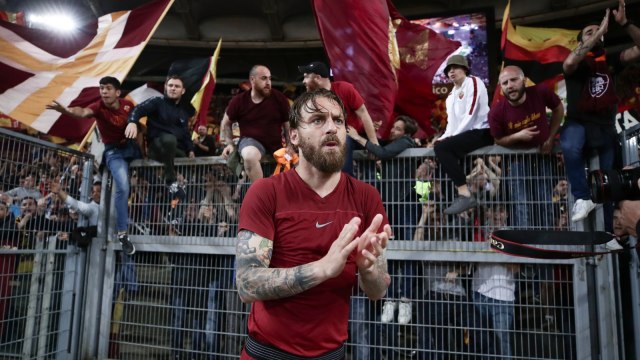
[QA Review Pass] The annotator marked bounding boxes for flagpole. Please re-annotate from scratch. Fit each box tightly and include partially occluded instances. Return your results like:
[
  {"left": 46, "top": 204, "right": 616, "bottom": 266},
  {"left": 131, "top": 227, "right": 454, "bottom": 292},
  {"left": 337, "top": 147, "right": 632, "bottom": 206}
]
[{"left": 78, "top": 121, "right": 97, "bottom": 151}]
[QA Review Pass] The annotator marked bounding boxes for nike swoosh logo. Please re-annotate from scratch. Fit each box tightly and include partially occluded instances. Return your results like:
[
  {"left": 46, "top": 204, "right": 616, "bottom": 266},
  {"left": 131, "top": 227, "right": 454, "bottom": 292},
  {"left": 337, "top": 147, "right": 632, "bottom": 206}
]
[{"left": 316, "top": 221, "right": 333, "bottom": 229}]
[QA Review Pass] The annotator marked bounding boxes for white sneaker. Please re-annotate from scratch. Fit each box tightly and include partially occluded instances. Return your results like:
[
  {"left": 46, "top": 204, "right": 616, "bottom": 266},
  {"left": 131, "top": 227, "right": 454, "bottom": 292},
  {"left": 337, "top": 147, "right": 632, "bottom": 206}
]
[
  {"left": 571, "top": 199, "right": 596, "bottom": 222},
  {"left": 380, "top": 301, "right": 397, "bottom": 323},
  {"left": 398, "top": 301, "right": 412, "bottom": 325},
  {"left": 604, "top": 239, "right": 623, "bottom": 251}
]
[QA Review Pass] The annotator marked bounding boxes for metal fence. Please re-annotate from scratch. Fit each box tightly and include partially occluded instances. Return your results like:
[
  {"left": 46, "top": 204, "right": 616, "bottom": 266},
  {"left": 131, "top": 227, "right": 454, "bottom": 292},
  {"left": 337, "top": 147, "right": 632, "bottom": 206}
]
[
  {"left": 97, "top": 146, "right": 621, "bottom": 360},
  {"left": 1, "top": 126, "right": 638, "bottom": 359},
  {"left": 0, "top": 128, "right": 94, "bottom": 359}
]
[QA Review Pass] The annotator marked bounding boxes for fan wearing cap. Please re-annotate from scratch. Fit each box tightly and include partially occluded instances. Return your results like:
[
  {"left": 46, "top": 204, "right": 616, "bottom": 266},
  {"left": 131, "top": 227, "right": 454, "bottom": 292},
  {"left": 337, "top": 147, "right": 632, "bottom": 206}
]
[
  {"left": 298, "top": 61, "right": 380, "bottom": 176},
  {"left": 434, "top": 54, "right": 493, "bottom": 215},
  {"left": 221, "top": 65, "right": 291, "bottom": 183}
]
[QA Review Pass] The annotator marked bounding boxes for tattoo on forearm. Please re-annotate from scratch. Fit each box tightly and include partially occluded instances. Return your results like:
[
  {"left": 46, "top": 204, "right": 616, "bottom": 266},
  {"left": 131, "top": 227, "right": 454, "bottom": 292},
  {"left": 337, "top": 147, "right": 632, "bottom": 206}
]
[
  {"left": 359, "top": 264, "right": 389, "bottom": 294},
  {"left": 375, "top": 253, "right": 388, "bottom": 272},
  {"left": 235, "top": 231, "right": 321, "bottom": 301},
  {"left": 223, "top": 126, "right": 232, "bottom": 145}
]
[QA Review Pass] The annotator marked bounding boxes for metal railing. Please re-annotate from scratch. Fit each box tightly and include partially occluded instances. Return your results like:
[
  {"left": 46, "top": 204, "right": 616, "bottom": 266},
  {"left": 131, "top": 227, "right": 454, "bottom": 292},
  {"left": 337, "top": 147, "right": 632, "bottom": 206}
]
[
  {"left": 0, "top": 128, "right": 94, "bottom": 360},
  {"left": 0, "top": 125, "right": 637, "bottom": 359},
  {"left": 98, "top": 147, "right": 611, "bottom": 360}
]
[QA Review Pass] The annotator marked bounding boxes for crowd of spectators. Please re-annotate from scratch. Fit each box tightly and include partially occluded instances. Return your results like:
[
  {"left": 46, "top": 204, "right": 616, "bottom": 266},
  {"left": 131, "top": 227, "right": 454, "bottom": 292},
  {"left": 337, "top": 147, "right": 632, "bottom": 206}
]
[{"left": 3, "top": 25, "right": 637, "bottom": 355}]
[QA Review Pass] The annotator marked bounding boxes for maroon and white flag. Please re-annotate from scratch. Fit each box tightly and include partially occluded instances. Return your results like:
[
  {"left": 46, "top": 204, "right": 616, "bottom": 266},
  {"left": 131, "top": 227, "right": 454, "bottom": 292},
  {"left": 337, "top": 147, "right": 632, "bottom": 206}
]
[{"left": 0, "top": 0, "right": 174, "bottom": 142}]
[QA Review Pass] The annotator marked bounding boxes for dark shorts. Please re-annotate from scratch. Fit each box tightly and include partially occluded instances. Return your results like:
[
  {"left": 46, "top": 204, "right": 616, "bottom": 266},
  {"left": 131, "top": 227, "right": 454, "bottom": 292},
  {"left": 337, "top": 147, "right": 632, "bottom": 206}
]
[{"left": 238, "top": 137, "right": 267, "bottom": 156}]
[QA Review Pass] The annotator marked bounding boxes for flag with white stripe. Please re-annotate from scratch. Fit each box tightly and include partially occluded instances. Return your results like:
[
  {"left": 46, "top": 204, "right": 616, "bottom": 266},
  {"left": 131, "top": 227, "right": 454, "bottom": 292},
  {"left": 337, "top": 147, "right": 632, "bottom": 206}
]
[{"left": 0, "top": 0, "right": 174, "bottom": 142}]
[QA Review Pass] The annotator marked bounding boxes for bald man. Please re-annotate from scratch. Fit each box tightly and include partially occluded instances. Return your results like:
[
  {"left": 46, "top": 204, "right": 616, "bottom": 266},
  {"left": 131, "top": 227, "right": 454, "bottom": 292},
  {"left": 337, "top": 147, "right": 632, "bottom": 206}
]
[
  {"left": 220, "top": 65, "right": 290, "bottom": 182},
  {"left": 193, "top": 125, "right": 217, "bottom": 157},
  {"left": 489, "top": 65, "right": 564, "bottom": 229}
]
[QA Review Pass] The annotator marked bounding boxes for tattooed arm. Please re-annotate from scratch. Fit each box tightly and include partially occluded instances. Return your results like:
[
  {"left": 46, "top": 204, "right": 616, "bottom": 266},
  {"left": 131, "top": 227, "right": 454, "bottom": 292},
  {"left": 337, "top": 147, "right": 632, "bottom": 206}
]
[
  {"left": 235, "top": 217, "right": 363, "bottom": 303},
  {"left": 220, "top": 112, "right": 235, "bottom": 159},
  {"left": 563, "top": 9, "right": 610, "bottom": 75}
]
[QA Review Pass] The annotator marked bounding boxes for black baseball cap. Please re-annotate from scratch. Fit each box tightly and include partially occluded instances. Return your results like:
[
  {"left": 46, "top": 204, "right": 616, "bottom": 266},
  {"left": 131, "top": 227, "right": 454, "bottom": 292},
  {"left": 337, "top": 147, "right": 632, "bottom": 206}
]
[{"left": 298, "top": 61, "right": 330, "bottom": 78}]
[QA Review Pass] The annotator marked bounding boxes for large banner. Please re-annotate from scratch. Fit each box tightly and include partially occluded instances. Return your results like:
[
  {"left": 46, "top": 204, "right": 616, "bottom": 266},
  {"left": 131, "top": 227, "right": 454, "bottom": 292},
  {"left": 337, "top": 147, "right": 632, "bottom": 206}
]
[{"left": 0, "top": 0, "right": 174, "bottom": 142}]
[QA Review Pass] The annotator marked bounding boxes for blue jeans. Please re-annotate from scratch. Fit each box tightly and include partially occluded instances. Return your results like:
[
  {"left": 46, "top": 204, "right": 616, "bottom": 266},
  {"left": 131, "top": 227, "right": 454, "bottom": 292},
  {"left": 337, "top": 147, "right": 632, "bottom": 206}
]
[
  {"left": 349, "top": 296, "right": 372, "bottom": 360},
  {"left": 473, "top": 291, "right": 514, "bottom": 360},
  {"left": 343, "top": 137, "right": 357, "bottom": 176},
  {"left": 560, "top": 120, "right": 614, "bottom": 200},
  {"left": 104, "top": 147, "right": 131, "bottom": 233},
  {"left": 507, "top": 157, "right": 554, "bottom": 228},
  {"left": 387, "top": 260, "right": 414, "bottom": 299}
]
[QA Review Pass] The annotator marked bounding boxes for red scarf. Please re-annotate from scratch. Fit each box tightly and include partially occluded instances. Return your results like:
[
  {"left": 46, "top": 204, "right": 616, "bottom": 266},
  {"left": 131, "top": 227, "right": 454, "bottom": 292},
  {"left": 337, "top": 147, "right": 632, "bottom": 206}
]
[{"left": 578, "top": 50, "right": 619, "bottom": 113}]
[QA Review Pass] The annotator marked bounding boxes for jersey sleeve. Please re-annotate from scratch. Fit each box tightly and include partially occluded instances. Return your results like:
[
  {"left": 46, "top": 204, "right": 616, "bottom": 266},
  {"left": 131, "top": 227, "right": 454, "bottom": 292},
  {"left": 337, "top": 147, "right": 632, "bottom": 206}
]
[
  {"left": 86, "top": 100, "right": 101, "bottom": 114},
  {"left": 128, "top": 97, "right": 159, "bottom": 123},
  {"left": 540, "top": 84, "right": 562, "bottom": 109},
  {"left": 225, "top": 94, "right": 242, "bottom": 121},
  {"left": 344, "top": 83, "right": 365, "bottom": 111},
  {"left": 488, "top": 102, "right": 506, "bottom": 139},
  {"left": 457, "top": 77, "right": 488, "bottom": 132},
  {"left": 238, "top": 178, "right": 277, "bottom": 240}
]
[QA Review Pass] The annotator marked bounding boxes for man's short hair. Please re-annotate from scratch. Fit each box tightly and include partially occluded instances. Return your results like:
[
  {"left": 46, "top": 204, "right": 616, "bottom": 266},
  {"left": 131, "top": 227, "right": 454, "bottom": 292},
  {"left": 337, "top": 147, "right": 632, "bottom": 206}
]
[
  {"left": 249, "top": 65, "right": 268, "bottom": 77},
  {"left": 99, "top": 76, "right": 121, "bottom": 90},
  {"left": 289, "top": 89, "right": 346, "bottom": 129},
  {"left": 165, "top": 74, "right": 185, "bottom": 84},
  {"left": 577, "top": 22, "right": 600, "bottom": 42},
  {"left": 395, "top": 115, "right": 419, "bottom": 137}
]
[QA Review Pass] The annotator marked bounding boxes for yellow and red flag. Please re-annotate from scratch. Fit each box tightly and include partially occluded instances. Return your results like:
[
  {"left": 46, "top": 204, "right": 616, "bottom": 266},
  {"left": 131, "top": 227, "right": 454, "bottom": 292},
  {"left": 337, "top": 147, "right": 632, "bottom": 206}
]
[
  {"left": 0, "top": 0, "right": 174, "bottom": 142},
  {"left": 497, "top": 0, "right": 579, "bottom": 102}
]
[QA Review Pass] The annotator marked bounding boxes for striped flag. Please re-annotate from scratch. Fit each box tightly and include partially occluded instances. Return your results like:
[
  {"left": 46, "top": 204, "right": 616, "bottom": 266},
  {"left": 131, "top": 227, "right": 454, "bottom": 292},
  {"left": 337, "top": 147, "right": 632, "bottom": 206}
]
[
  {"left": 311, "top": 0, "right": 460, "bottom": 139},
  {"left": 168, "top": 39, "right": 223, "bottom": 130},
  {"left": 498, "top": 0, "right": 579, "bottom": 102},
  {"left": 0, "top": 0, "right": 174, "bottom": 142}
]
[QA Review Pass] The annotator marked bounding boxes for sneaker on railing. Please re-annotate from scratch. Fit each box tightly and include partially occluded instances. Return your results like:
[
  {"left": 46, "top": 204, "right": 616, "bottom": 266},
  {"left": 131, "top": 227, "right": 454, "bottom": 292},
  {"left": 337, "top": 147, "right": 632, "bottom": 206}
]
[
  {"left": 118, "top": 233, "right": 136, "bottom": 256},
  {"left": 604, "top": 239, "right": 623, "bottom": 251},
  {"left": 444, "top": 195, "right": 477, "bottom": 215},
  {"left": 570, "top": 199, "right": 596, "bottom": 222},
  {"left": 398, "top": 301, "right": 412, "bottom": 325},
  {"left": 168, "top": 182, "right": 186, "bottom": 201},
  {"left": 380, "top": 301, "right": 397, "bottom": 323}
]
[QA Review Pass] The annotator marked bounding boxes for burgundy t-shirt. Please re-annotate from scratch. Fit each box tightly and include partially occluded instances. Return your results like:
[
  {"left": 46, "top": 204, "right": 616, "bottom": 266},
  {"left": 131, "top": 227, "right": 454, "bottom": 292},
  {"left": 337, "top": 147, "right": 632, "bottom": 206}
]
[
  {"left": 331, "top": 81, "right": 365, "bottom": 134},
  {"left": 489, "top": 84, "right": 561, "bottom": 148},
  {"left": 226, "top": 89, "right": 290, "bottom": 153},
  {"left": 238, "top": 170, "right": 388, "bottom": 357},
  {"left": 87, "top": 98, "right": 134, "bottom": 145}
]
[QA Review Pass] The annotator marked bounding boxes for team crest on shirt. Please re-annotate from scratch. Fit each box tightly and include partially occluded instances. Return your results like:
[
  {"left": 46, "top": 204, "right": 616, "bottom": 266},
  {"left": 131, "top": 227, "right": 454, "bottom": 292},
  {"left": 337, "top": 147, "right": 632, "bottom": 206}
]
[
  {"left": 458, "top": 91, "right": 464, "bottom": 99},
  {"left": 124, "top": 105, "right": 131, "bottom": 111},
  {"left": 589, "top": 73, "right": 610, "bottom": 98}
]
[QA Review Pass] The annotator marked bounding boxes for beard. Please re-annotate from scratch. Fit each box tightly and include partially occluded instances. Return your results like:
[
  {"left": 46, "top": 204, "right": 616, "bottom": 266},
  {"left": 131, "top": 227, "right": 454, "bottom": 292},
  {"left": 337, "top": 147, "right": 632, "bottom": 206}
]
[
  {"left": 256, "top": 86, "right": 271, "bottom": 97},
  {"left": 298, "top": 134, "right": 345, "bottom": 173},
  {"left": 506, "top": 86, "right": 525, "bottom": 103}
]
